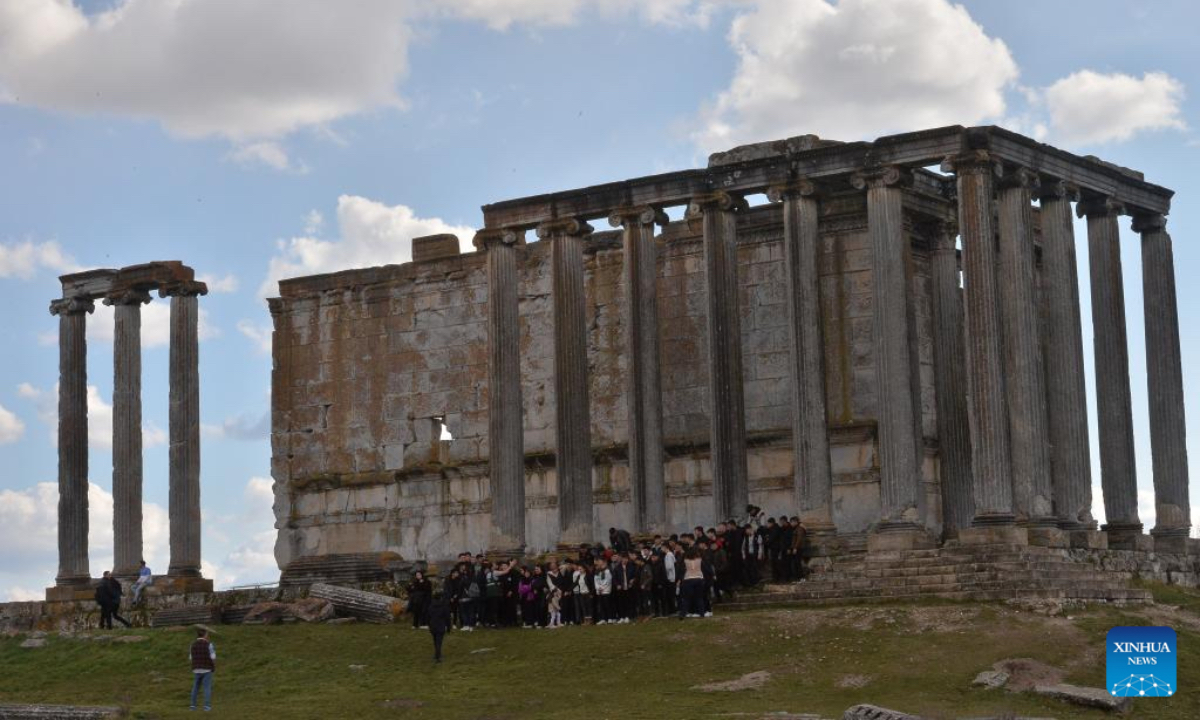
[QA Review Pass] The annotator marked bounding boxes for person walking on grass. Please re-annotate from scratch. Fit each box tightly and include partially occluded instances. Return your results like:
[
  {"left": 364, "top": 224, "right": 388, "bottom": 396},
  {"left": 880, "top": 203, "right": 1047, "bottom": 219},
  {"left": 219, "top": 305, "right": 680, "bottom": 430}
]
[
  {"left": 407, "top": 570, "right": 432, "bottom": 629},
  {"left": 189, "top": 626, "right": 216, "bottom": 711},
  {"left": 95, "top": 570, "right": 130, "bottom": 629},
  {"left": 427, "top": 591, "right": 452, "bottom": 663}
]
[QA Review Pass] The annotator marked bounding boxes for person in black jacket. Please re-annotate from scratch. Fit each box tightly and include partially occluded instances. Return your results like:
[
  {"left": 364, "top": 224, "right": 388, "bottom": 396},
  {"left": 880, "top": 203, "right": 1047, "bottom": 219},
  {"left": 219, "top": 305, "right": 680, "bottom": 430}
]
[
  {"left": 608, "top": 527, "right": 633, "bottom": 553},
  {"left": 406, "top": 571, "right": 432, "bottom": 629},
  {"left": 95, "top": 571, "right": 130, "bottom": 629},
  {"left": 426, "top": 592, "right": 452, "bottom": 663}
]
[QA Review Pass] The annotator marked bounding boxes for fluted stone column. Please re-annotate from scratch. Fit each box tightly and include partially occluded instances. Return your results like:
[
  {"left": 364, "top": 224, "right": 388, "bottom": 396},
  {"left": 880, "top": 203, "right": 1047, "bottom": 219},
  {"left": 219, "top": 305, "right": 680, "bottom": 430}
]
[
  {"left": 107, "top": 289, "right": 152, "bottom": 578},
  {"left": 540, "top": 218, "right": 595, "bottom": 546},
  {"left": 768, "top": 180, "right": 834, "bottom": 533},
  {"left": 996, "top": 169, "right": 1055, "bottom": 530},
  {"left": 927, "top": 220, "right": 974, "bottom": 536},
  {"left": 50, "top": 296, "right": 94, "bottom": 587},
  {"left": 852, "top": 167, "right": 928, "bottom": 546},
  {"left": 1037, "top": 182, "right": 1095, "bottom": 532},
  {"left": 166, "top": 281, "right": 206, "bottom": 576},
  {"left": 686, "top": 192, "right": 749, "bottom": 522},
  {"left": 609, "top": 207, "right": 667, "bottom": 534},
  {"left": 944, "top": 151, "right": 1016, "bottom": 528},
  {"left": 475, "top": 229, "right": 527, "bottom": 551},
  {"left": 1134, "top": 212, "right": 1191, "bottom": 552},
  {"left": 1079, "top": 197, "right": 1143, "bottom": 548}
]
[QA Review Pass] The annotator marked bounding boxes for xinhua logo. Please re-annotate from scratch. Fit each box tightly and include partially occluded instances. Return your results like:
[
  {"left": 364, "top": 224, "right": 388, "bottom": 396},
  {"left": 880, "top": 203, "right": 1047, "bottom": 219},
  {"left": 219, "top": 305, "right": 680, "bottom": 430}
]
[{"left": 1107, "top": 626, "right": 1177, "bottom": 697}]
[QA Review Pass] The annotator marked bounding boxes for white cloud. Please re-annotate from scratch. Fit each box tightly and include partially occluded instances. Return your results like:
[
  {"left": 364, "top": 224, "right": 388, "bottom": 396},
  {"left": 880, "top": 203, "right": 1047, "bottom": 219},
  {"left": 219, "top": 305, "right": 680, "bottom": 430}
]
[
  {"left": 692, "top": 0, "right": 1018, "bottom": 150},
  {"left": 0, "top": 0, "right": 413, "bottom": 142},
  {"left": 205, "top": 477, "right": 279, "bottom": 589},
  {"left": 1043, "top": 70, "right": 1186, "bottom": 146},
  {"left": 86, "top": 301, "right": 218, "bottom": 348},
  {"left": 0, "top": 402, "right": 25, "bottom": 444},
  {"left": 236, "top": 320, "right": 273, "bottom": 354},
  {"left": 196, "top": 273, "right": 238, "bottom": 294},
  {"left": 202, "top": 409, "right": 270, "bottom": 441},
  {"left": 0, "top": 239, "right": 78, "bottom": 279},
  {"left": 0, "top": 481, "right": 169, "bottom": 579},
  {"left": 5, "top": 587, "right": 42, "bottom": 602},
  {"left": 443, "top": 0, "right": 724, "bottom": 30},
  {"left": 20, "top": 382, "right": 165, "bottom": 449},
  {"left": 227, "top": 141, "right": 307, "bottom": 173},
  {"left": 260, "top": 195, "right": 476, "bottom": 297}
]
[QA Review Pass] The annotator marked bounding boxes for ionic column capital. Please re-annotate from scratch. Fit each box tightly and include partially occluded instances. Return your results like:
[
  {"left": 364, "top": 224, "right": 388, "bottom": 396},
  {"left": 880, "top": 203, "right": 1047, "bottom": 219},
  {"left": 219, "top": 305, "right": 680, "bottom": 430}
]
[
  {"left": 998, "top": 166, "right": 1038, "bottom": 191},
  {"left": 850, "top": 165, "right": 913, "bottom": 190},
  {"left": 473, "top": 227, "right": 525, "bottom": 251},
  {"left": 1131, "top": 212, "right": 1168, "bottom": 234},
  {"left": 49, "top": 297, "right": 95, "bottom": 316},
  {"left": 608, "top": 205, "right": 668, "bottom": 229},
  {"left": 1076, "top": 196, "right": 1125, "bottom": 219},
  {"left": 536, "top": 217, "right": 594, "bottom": 240},
  {"left": 940, "top": 150, "right": 1002, "bottom": 177},
  {"left": 685, "top": 190, "right": 747, "bottom": 217},
  {"left": 159, "top": 280, "right": 208, "bottom": 298},
  {"left": 1034, "top": 179, "right": 1080, "bottom": 203},
  {"left": 766, "top": 178, "right": 819, "bottom": 203},
  {"left": 103, "top": 288, "right": 153, "bottom": 307}
]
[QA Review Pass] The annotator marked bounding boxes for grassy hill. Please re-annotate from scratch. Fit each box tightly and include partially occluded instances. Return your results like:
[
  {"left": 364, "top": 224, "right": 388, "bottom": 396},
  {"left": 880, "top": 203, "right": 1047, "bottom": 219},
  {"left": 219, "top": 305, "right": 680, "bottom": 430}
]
[{"left": 2, "top": 584, "right": 1199, "bottom": 719}]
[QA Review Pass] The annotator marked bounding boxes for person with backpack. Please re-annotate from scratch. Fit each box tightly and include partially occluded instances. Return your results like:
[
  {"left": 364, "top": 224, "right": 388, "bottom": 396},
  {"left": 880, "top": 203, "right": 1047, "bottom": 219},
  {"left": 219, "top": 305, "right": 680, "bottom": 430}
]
[{"left": 188, "top": 627, "right": 216, "bottom": 711}]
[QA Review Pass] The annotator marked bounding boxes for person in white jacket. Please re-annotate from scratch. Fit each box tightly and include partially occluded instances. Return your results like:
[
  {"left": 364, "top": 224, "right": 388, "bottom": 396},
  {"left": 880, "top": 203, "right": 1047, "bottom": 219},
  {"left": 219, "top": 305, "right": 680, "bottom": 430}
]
[
  {"left": 572, "top": 565, "right": 592, "bottom": 625},
  {"left": 593, "top": 560, "right": 613, "bottom": 624}
]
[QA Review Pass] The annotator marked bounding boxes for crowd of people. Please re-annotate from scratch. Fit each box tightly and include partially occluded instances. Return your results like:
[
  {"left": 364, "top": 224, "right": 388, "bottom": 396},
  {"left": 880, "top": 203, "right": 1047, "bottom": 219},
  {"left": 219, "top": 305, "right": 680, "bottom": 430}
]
[{"left": 405, "top": 508, "right": 810, "bottom": 634}]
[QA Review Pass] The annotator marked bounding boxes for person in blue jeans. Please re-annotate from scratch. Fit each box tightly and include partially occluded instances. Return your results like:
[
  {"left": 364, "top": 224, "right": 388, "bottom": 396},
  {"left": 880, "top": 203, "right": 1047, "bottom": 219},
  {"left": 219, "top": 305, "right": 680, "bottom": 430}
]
[{"left": 189, "top": 627, "right": 216, "bottom": 711}]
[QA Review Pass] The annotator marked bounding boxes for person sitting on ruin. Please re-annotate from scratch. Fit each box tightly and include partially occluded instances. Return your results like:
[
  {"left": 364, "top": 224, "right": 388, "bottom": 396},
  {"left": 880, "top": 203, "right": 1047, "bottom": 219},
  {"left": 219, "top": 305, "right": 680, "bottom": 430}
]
[
  {"left": 406, "top": 570, "right": 433, "bottom": 630},
  {"left": 95, "top": 570, "right": 130, "bottom": 629},
  {"left": 608, "top": 527, "right": 633, "bottom": 553},
  {"left": 131, "top": 560, "right": 153, "bottom": 604}
]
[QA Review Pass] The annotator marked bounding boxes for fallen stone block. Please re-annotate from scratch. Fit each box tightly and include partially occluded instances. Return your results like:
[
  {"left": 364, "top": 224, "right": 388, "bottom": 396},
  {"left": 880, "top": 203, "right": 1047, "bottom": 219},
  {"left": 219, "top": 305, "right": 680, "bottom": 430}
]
[
  {"left": 309, "top": 583, "right": 403, "bottom": 623},
  {"left": 242, "top": 602, "right": 291, "bottom": 625},
  {"left": 1033, "top": 683, "right": 1131, "bottom": 712},
  {"left": 19, "top": 638, "right": 46, "bottom": 649},
  {"left": 289, "top": 598, "right": 335, "bottom": 623},
  {"left": 972, "top": 670, "right": 1009, "bottom": 689},
  {"left": 842, "top": 705, "right": 924, "bottom": 720},
  {"left": 694, "top": 670, "right": 771, "bottom": 692}
]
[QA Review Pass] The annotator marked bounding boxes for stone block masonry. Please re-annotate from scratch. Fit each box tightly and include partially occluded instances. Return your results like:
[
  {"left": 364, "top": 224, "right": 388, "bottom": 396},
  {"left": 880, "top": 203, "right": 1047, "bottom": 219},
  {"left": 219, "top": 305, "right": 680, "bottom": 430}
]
[{"left": 268, "top": 126, "right": 1189, "bottom": 580}]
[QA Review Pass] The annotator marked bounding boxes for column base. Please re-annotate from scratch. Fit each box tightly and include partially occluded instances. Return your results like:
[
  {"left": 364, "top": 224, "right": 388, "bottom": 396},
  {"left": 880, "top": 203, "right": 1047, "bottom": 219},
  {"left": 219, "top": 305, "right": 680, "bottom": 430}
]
[
  {"left": 1069, "top": 530, "right": 1109, "bottom": 550},
  {"left": 1102, "top": 523, "right": 1149, "bottom": 551},
  {"left": 1150, "top": 529, "right": 1190, "bottom": 555},
  {"left": 45, "top": 584, "right": 96, "bottom": 603},
  {"left": 958, "top": 526, "right": 1029, "bottom": 546},
  {"left": 1025, "top": 526, "right": 1069, "bottom": 548},
  {"left": 867, "top": 525, "right": 937, "bottom": 554}
]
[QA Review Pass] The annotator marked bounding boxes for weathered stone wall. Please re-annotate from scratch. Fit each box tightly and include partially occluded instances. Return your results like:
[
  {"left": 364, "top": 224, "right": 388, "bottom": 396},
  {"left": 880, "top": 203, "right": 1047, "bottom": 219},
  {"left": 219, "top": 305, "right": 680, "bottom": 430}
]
[{"left": 270, "top": 195, "right": 945, "bottom": 567}]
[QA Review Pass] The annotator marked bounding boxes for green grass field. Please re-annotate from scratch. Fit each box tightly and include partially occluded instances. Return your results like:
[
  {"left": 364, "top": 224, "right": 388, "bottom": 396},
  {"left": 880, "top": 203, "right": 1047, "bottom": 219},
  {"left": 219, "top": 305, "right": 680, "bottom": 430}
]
[{"left": 3, "top": 588, "right": 1199, "bottom": 719}]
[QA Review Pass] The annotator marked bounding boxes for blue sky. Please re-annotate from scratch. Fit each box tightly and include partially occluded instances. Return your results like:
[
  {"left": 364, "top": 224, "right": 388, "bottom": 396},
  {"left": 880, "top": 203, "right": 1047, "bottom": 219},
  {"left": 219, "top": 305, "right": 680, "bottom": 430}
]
[{"left": 0, "top": 0, "right": 1197, "bottom": 599}]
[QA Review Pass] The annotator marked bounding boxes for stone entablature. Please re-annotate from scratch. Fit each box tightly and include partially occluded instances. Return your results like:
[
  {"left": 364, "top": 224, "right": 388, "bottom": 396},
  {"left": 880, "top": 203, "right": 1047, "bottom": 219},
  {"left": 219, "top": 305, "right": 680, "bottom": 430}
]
[{"left": 269, "top": 125, "right": 1188, "bottom": 571}]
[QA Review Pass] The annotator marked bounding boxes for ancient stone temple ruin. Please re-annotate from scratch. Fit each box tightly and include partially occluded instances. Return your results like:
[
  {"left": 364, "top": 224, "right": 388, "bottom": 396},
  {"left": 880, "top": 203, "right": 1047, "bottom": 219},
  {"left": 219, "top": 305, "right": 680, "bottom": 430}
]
[
  {"left": 45, "top": 262, "right": 212, "bottom": 601},
  {"left": 269, "top": 126, "right": 1195, "bottom": 597}
]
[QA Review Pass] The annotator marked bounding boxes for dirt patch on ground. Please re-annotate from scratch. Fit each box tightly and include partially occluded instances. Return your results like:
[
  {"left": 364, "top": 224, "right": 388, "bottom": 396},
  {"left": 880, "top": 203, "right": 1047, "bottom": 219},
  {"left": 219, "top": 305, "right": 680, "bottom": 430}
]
[
  {"left": 834, "top": 673, "right": 872, "bottom": 689},
  {"left": 1141, "top": 604, "right": 1200, "bottom": 634},
  {"left": 905, "top": 606, "right": 982, "bottom": 633},
  {"left": 992, "top": 657, "right": 1065, "bottom": 692},
  {"left": 694, "top": 670, "right": 772, "bottom": 692}
]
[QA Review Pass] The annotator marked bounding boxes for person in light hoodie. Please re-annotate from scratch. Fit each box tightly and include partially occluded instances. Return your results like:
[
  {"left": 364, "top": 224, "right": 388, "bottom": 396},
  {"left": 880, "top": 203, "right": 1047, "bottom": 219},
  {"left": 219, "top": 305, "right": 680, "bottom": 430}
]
[{"left": 592, "top": 558, "right": 613, "bottom": 624}]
